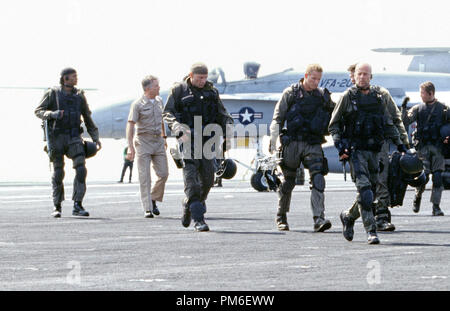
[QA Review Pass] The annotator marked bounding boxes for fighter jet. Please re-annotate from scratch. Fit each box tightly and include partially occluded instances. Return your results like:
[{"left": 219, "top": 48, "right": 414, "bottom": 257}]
[{"left": 91, "top": 49, "right": 450, "bottom": 190}]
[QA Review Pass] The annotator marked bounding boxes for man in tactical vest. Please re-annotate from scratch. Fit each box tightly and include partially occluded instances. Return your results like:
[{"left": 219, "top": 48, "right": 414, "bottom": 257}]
[
  {"left": 35, "top": 68, "right": 101, "bottom": 218},
  {"left": 401, "top": 81, "right": 450, "bottom": 216},
  {"left": 269, "top": 64, "right": 335, "bottom": 232},
  {"left": 163, "top": 63, "right": 233, "bottom": 232},
  {"left": 345, "top": 64, "right": 410, "bottom": 232},
  {"left": 329, "top": 63, "right": 407, "bottom": 244}
]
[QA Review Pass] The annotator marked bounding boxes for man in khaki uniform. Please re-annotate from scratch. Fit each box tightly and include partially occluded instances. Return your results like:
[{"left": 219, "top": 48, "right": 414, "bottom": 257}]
[
  {"left": 329, "top": 63, "right": 407, "bottom": 244},
  {"left": 269, "top": 64, "right": 335, "bottom": 232},
  {"left": 127, "top": 75, "right": 169, "bottom": 218},
  {"left": 402, "top": 81, "right": 449, "bottom": 216}
]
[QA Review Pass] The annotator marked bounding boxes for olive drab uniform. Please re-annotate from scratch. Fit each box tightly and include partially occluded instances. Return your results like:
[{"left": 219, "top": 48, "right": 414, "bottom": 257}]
[
  {"left": 163, "top": 78, "right": 233, "bottom": 227},
  {"left": 35, "top": 86, "right": 99, "bottom": 207},
  {"left": 269, "top": 82, "right": 335, "bottom": 230},
  {"left": 402, "top": 100, "right": 450, "bottom": 212},
  {"left": 346, "top": 87, "right": 409, "bottom": 229},
  {"left": 329, "top": 85, "right": 403, "bottom": 236}
]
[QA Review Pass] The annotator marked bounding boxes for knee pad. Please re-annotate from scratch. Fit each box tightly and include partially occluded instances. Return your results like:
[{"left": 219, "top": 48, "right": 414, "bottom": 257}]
[
  {"left": 359, "top": 186, "right": 374, "bottom": 211},
  {"left": 190, "top": 201, "right": 206, "bottom": 221},
  {"left": 75, "top": 165, "right": 87, "bottom": 183},
  {"left": 311, "top": 173, "right": 325, "bottom": 192},
  {"left": 432, "top": 171, "right": 443, "bottom": 188}
]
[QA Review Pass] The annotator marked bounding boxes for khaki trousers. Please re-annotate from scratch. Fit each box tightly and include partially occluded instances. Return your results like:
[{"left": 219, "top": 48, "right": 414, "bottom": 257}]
[{"left": 135, "top": 137, "right": 169, "bottom": 212}]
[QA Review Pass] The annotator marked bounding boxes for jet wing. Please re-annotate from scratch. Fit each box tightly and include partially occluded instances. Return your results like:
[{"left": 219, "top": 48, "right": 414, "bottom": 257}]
[
  {"left": 0, "top": 86, "right": 98, "bottom": 91},
  {"left": 220, "top": 92, "right": 282, "bottom": 102},
  {"left": 372, "top": 47, "right": 450, "bottom": 55}
]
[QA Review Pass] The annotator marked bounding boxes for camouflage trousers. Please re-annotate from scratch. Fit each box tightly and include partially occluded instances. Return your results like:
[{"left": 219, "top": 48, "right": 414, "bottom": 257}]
[
  {"left": 182, "top": 158, "right": 215, "bottom": 221},
  {"left": 345, "top": 149, "right": 378, "bottom": 233},
  {"left": 415, "top": 144, "right": 445, "bottom": 205},
  {"left": 348, "top": 141, "right": 391, "bottom": 224},
  {"left": 50, "top": 135, "right": 87, "bottom": 206},
  {"left": 278, "top": 141, "right": 326, "bottom": 223}
]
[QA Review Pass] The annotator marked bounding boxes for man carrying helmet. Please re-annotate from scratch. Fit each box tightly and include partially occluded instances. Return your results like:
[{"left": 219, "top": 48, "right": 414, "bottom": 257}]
[
  {"left": 35, "top": 68, "right": 101, "bottom": 218},
  {"left": 402, "top": 81, "right": 450, "bottom": 216},
  {"left": 345, "top": 63, "right": 410, "bottom": 232},
  {"left": 163, "top": 63, "right": 233, "bottom": 232},
  {"left": 329, "top": 63, "right": 407, "bottom": 244}
]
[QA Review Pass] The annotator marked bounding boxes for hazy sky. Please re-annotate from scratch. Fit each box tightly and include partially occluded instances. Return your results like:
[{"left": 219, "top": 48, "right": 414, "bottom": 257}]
[
  {"left": 1, "top": 0, "right": 449, "bottom": 182},
  {"left": 1, "top": 0, "right": 449, "bottom": 95}
]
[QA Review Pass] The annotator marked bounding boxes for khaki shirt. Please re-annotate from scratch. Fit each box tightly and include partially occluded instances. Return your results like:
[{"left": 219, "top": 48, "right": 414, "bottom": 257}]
[
  {"left": 129, "top": 95, "right": 164, "bottom": 135},
  {"left": 128, "top": 95, "right": 165, "bottom": 153},
  {"left": 329, "top": 85, "right": 402, "bottom": 146}
]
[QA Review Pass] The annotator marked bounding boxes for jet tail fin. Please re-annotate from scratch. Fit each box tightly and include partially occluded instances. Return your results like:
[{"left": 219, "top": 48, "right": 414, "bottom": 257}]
[{"left": 372, "top": 47, "right": 450, "bottom": 74}]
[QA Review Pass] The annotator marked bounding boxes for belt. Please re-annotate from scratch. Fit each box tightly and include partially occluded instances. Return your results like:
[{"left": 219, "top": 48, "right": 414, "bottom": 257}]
[{"left": 139, "top": 133, "right": 162, "bottom": 138}]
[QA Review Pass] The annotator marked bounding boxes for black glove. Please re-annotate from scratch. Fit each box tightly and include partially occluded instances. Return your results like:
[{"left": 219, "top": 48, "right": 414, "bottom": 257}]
[
  {"left": 49, "top": 110, "right": 63, "bottom": 120},
  {"left": 335, "top": 141, "right": 350, "bottom": 157},
  {"left": 397, "top": 144, "right": 408, "bottom": 153},
  {"left": 402, "top": 97, "right": 410, "bottom": 109}
]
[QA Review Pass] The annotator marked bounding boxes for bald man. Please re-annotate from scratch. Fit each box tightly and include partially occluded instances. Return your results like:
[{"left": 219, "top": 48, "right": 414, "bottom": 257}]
[
  {"left": 329, "top": 63, "right": 408, "bottom": 244},
  {"left": 345, "top": 63, "right": 409, "bottom": 232}
]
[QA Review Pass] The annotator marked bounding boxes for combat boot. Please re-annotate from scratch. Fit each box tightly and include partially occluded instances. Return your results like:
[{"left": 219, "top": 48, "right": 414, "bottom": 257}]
[
  {"left": 413, "top": 196, "right": 421, "bottom": 213},
  {"left": 367, "top": 231, "right": 380, "bottom": 245},
  {"left": 432, "top": 204, "right": 444, "bottom": 216},
  {"left": 376, "top": 219, "right": 396, "bottom": 232},
  {"left": 340, "top": 211, "right": 354, "bottom": 241},
  {"left": 51, "top": 205, "right": 62, "bottom": 218},
  {"left": 313, "top": 218, "right": 332, "bottom": 232},
  {"left": 276, "top": 211, "right": 289, "bottom": 231},
  {"left": 181, "top": 201, "right": 192, "bottom": 228},
  {"left": 152, "top": 200, "right": 160, "bottom": 216},
  {"left": 72, "top": 201, "right": 89, "bottom": 217},
  {"left": 194, "top": 219, "right": 210, "bottom": 232}
]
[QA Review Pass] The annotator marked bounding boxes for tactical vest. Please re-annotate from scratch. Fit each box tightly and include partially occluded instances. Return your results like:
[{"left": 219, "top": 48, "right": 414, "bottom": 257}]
[
  {"left": 50, "top": 88, "right": 83, "bottom": 137},
  {"left": 343, "top": 86, "right": 385, "bottom": 152},
  {"left": 174, "top": 82, "right": 219, "bottom": 129},
  {"left": 285, "top": 84, "right": 331, "bottom": 145},
  {"left": 414, "top": 101, "right": 446, "bottom": 146}
]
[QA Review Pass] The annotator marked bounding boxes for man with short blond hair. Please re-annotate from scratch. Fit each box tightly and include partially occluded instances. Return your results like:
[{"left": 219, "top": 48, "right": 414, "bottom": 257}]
[
  {"left": 269, "top": 64, "right": 335, "bottom": 232},
  {"left": 305, "top": 64, "right": 323, "bottom": 75}
]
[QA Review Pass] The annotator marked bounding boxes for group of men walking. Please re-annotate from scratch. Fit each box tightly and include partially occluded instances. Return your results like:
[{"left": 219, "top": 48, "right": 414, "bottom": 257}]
[{"left": 35, "top": 62, "right": 449, "bottom": 243}]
